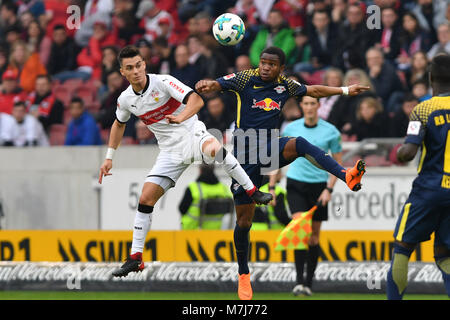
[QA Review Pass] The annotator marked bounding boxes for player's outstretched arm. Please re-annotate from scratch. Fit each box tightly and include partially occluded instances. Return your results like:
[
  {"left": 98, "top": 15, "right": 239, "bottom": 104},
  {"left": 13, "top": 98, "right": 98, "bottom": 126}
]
[
  {"left": 306, "top": 84, "right": 370, "bottom": 98},
  {"left": 195, "top": 80, "right": 222, "bottom": 94},
  {"left": 166, "top": 92, "right": 204, "bottom": 124},
  {"left": 98, "top": 120, "right": 126, "bottom": 184}
]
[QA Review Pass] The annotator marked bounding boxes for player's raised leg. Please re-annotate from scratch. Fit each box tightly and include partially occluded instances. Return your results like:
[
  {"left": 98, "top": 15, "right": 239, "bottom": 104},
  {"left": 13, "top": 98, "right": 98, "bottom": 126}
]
[
  {"left": 201, "top": 137, "right": 272, "bottom": 205},
  {"left": 282, "top": 137, "right": 366, "bottom": 191},
  {"left": 112, "top": 181, "right": 165, "bottom": 277}
]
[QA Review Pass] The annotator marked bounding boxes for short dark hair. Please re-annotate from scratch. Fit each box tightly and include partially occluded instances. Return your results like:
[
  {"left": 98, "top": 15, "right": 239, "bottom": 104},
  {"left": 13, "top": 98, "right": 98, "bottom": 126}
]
[
  {"left": 118, "top": 45, "right": 142, "bottom": 66},
  {"left": 53, "top": 24, "right": 66, "bottom": 32},
  {"left": 412, "top": 78, "right": 429, "bottom": 88},
  {"left": 153, "top": 36, "right": 169, "bottom": 48},
  {"left": 403, "top": 93, "right": 418, "bottom": 103},
  {"left": 430, "top": 54, "right": 450, "bottom": 85},
  {"left": 102, "top": 45, "right": 119, "bottom": 54},
  {"left": 207, "top": 94, "right": 223, "bottom": 103},
  {"left": 1, "top": 1, "right": 18, "bottom": 15},
  {"left": 269, "top": 8, "right": 283, "bottom": 16},
  {"left": 300, "top": 95, "right": 319, "bottom": 103},
  {"left": 260, "top": 46, "right": 286, "bottom": 66},
  {"left": 36, "top": 74, "right": 52, "bottom": 83},
  {"left": 313, "top": 10, "right": 329, "bottom": 18},
  {"left": 13, "top": 100, "right": 26, "bottom": 108},
  {"left": 106, "top": 69, "right": 121, "bottom": 78},
  {"left": 70, "top": 96, "right": 84, "bottom": 106}
]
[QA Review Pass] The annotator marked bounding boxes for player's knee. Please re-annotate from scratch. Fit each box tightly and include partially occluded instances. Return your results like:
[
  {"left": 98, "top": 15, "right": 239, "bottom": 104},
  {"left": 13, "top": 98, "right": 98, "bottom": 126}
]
[
  {"left": 237, "top": 217, "right": 252, "bottom": 229},
  {"left": 295, "top": 136, "right": 308, "bottom": 157},
  {"left": 201, "top": 138, "right": 218, "bottom": 156},
  {"left": 236, "top": 212, "right": 253, "bottom": 229},
  {"left": 139, "top": 192, "right": 160, "bottom": 206}
]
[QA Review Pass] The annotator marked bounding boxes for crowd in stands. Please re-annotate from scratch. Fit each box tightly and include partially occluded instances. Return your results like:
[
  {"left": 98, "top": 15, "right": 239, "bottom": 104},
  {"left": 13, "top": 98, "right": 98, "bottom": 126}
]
[{"left": 0, "top": 0, "right": 449, "bottom": 164}]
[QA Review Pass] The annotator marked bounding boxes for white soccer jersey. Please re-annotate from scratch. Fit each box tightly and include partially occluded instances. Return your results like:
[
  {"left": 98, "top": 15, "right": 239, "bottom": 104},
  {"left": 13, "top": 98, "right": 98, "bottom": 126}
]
[
  {"left": 116, "top": 74, "right": 197, "bottom": 151},
  {"left": 0, "top": 112, "right": 15, "bottom": 144}
]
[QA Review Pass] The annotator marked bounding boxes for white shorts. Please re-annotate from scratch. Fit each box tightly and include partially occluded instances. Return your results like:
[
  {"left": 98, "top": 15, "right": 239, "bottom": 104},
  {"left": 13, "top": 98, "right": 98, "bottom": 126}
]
[{"left": 145, "top": 121, "right": 214, "bottom": 190}]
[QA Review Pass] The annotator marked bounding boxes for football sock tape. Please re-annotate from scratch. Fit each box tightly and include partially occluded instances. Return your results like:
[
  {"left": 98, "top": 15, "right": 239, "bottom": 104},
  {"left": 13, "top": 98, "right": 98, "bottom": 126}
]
[
  {"left": 435, "top": 256, "right": 450, "bottom": 296},
  {"left": 387, "top": 243, "right": 413, "bottom": 300},
  {"left": 295, "top": 136, "right": 346, "bottom": 181}
]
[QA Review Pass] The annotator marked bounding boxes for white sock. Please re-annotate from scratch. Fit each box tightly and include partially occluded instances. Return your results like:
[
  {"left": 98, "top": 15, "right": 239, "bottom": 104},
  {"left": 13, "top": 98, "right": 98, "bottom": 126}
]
[
  {"left": 217, "top": 151, "right": 255, "bottom": 191},
  {"left": 130, "top": 211, "right": 153, "bottom": 255}
]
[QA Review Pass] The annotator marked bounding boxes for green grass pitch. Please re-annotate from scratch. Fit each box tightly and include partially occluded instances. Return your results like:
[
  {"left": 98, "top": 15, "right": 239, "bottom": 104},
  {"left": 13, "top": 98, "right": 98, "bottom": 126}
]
[{"left": 0, "top": 291, "right": 447, "bottom": 300}]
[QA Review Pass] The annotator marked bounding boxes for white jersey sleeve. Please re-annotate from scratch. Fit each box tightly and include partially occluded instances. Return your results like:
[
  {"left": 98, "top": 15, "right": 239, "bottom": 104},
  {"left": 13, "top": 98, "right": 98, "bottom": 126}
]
[
  {"left": 158, "top": 75, "right": 193, "bottom": 104},
  {"left": 115, "top": 94, "right": 131, "bottom": 123},
  {"left": 0, "top": 113, "right": 16, "bottom": 142},
  {"left": 24, "top": 115, "right": 39, "bottom": 142}
]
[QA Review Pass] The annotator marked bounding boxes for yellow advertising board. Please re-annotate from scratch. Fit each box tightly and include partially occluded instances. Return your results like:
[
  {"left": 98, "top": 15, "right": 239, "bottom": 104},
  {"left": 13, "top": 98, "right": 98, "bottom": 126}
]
[{"left": 0, "top": 230, "right": 435, "bottom": 262}]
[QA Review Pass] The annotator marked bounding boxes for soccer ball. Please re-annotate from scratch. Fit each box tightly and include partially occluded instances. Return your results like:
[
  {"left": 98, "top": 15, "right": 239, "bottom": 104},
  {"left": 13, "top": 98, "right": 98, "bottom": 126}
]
[{"left": 212, "top": 13, "right": 245, "bottom": 46}]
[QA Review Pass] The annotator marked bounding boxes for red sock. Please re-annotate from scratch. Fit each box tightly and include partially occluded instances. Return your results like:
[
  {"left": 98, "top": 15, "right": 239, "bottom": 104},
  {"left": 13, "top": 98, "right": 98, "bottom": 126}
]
[
  {"left": 131, "top": 252, "right": 142, "bottom": 260},
  {"left": 246, "top": 186, "right": 257, "bottom": 197}
]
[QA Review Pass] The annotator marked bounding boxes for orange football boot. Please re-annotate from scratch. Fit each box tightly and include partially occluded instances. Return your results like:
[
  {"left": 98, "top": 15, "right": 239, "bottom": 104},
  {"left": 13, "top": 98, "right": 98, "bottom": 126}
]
[
  {"left": 345, "top": 159, "right": 366, "bottom": 191},
  {"left": 238, "top": 273, "right": 253, "bottom": 300}
]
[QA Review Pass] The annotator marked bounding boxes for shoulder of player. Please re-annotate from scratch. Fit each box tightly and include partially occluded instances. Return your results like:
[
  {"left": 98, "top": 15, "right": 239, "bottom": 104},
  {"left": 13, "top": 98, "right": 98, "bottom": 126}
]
[
  {"left": 154, "top": 74, "right": 189, "bottom": 90},
  {"left": 234, "top": 69, "right": 259, "bottom": 81},
  {"left": 411, "top": 99, "right": 440, "bottom": 123},
  {"left": 117, "top": 88, "right": 133, "bottom": 108},
  {"left": 279, "top": 74, "right": 299, "bottom": 85},
  {"left": 279, "top": 75, "right": 305, "bottom": 93}
]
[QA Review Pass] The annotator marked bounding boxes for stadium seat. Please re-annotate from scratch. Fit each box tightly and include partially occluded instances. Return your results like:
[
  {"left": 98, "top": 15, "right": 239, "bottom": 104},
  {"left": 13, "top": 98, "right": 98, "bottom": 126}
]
[
  {"left": 53, "top": 86, "right": 72, "bottom": 107},
  {"left": 49, "top": 124, "right": 67, "bottom": 146},
  {"left": 101, "top": 128, "right": 110, "bottom": 144},
  {"left": 363, "top": 154, "right": 392, "bottom": 167},
  {"left": 121, "top": 137, "right": 137, "bottom": 145},
  {"left": 86, "top": 102, "right": 101, "bottom": 113},
  {"left": 63, "top": 109, "right": 72, "bottom": 124},
  {"left": 62, "top": 78, "right": 83, "bottom": 91},
  {"left": 342, "top": 155, "right": 361, "bottom": 167},
  {"left": 75, "top": 85, "right": 96, "bottom": 105},
  {"left": 307, "top": 70, "right": 326, "bottom": 85}
]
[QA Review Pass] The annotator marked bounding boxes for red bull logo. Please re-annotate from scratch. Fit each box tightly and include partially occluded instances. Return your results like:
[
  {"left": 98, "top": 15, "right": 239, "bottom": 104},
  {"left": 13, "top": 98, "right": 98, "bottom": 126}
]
[{"left": 252, "top": 98, "right": 281, "bottom": 111}]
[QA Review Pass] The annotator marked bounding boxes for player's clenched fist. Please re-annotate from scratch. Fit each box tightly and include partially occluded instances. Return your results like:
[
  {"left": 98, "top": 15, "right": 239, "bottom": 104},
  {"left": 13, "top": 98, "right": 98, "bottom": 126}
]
[
  {"left": 195, "top": 80, "right": 216, "bottom": 93},
  {"left": 98, "top": 159, "right": 112, "bottom": 184}
]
